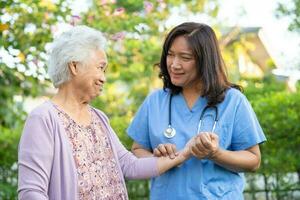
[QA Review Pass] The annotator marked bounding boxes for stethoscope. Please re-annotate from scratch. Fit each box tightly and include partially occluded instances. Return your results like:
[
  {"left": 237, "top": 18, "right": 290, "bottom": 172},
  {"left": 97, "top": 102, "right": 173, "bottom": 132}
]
[{"left": 163, "top": 94, "right": 219, "bottom": 138}]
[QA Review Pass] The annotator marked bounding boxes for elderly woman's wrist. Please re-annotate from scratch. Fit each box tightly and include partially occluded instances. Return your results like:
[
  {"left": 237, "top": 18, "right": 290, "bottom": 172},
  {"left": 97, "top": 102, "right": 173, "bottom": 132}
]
[{"left": 177, "top": 149, "right": 191, "bottom": 163}]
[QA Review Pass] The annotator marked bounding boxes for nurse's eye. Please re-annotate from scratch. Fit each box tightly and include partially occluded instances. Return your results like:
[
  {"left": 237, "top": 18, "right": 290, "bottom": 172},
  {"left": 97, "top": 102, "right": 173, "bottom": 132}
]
[
  {"left": 180, "top": 55, "right": 194, "bottom": 61},
  {"left": 167, "top": 52, "right": 174, "bottom": 57}
]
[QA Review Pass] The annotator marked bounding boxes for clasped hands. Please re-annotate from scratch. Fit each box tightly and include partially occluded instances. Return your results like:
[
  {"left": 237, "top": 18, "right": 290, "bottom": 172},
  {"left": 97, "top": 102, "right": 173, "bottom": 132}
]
[{"left": 154, "top": 132, "right": 220, "bottom": 161}]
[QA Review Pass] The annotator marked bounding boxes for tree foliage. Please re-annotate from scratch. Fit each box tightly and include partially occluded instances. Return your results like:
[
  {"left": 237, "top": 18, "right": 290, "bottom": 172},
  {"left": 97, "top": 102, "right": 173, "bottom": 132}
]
[
  {"left": 244, "top": 78, "right": 300, "bottom": 174},
  {"left": 0, "top": 0, "right": 72, "bottom": 127},
  {"left": 254, "top": 91, "right": 300, "bottom": 174},
  {"left": 277, "top": 0, "right": 300, "bottom": 32}
]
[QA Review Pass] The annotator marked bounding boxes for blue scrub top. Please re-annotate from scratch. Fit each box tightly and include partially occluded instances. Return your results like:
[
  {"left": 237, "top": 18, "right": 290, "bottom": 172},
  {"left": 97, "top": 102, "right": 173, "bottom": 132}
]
[{"left": 127, "top": 88, "right": 266, "bottom": 200}]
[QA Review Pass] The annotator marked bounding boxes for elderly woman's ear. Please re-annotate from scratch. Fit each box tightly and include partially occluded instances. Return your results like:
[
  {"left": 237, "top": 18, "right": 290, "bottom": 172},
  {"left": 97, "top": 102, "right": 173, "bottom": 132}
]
[{"left": 68, "top": 61, "right": 78, "bottom": 76}]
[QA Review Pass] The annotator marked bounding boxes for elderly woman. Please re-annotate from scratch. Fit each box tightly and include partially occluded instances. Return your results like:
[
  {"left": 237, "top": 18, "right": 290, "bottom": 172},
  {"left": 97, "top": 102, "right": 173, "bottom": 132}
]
[{"left": 17, "top": 26, "right": 191, "bottom": 200}]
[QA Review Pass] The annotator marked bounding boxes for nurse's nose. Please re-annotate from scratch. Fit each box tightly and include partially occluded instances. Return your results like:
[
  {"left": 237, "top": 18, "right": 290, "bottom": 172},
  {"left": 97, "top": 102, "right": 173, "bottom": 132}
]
[{"left": 171, "top": 56, "right": 181, "bottom": 69}]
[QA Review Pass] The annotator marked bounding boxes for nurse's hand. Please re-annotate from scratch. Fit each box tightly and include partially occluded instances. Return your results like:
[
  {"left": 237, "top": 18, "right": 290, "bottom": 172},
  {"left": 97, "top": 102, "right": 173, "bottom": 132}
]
[
  {"left": 153, "top": 143, "right": 178, "bottom": 159},
  {"left": 190, "top": 132, "right": 220, "bottom": 160}
]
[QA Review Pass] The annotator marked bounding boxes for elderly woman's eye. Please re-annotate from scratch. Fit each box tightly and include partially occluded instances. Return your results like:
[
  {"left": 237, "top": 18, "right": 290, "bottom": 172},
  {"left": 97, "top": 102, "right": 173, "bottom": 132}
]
[
  {"left": 98, "top": 65, "right": 104, "bottom": 69},
  {"left": 98, "top": 64, "right": 107, "bottom": 72}
]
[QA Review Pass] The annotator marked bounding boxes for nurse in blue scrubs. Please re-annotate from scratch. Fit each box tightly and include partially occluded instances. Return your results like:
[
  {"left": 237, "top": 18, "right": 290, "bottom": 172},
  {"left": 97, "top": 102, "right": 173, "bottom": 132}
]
[{"left": 127, "top": 22, "right": 266, "bottom": 200}]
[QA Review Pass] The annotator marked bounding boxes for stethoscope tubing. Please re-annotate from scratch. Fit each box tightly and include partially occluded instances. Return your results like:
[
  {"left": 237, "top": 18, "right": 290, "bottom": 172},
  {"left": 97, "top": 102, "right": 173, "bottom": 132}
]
[
  {"left": 165, "top": 93, "right": 219, "bottom": 138},
  {"left": 196, "top": 105, "right": 218, "bottom": 134}
]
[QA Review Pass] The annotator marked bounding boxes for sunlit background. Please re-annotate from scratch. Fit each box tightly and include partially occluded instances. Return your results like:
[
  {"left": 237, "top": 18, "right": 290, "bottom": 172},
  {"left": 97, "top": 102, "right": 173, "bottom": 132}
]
[{"left": 1, "top": 0, "right": 299, "bottom": 199}]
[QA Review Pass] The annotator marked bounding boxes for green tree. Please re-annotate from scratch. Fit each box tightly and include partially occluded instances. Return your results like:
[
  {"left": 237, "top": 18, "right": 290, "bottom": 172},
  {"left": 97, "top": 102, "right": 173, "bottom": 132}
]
[
  {"left": 277, "top": 0, "right": 300, "bottom": 32},
  {"left": 243, "top": 78, "right": 300, "bottom": 199},
  {"left": 0, "top": 0, "right": 72, "bottom": 126},
  {"left": 253, "top": 91, "right": 300, "bottom": 199}
]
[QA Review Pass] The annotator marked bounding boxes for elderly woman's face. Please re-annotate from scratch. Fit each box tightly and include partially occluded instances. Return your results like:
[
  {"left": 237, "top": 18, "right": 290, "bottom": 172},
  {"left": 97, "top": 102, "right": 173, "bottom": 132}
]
[{"left": 74, "top": 49, "right": 108, "bottom": 100}]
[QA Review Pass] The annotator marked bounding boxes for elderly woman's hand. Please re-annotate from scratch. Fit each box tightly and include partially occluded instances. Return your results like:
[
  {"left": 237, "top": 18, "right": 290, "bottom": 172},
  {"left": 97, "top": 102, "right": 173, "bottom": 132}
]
[
  {"left": 153, "top": 143, "right": 178, "bottom": 159},
  {"left": 189, "top": 132, "right": 220, "bottom": 160}
]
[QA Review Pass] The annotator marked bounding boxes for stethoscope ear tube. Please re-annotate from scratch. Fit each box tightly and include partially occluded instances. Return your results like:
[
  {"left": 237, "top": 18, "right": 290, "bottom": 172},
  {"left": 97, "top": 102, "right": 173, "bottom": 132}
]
[
  {"left": 211, "top": 121, "right": 217, "bottom": 133},
  {"left": 197, "top": 105, "right": 218, "bottom": 134}
]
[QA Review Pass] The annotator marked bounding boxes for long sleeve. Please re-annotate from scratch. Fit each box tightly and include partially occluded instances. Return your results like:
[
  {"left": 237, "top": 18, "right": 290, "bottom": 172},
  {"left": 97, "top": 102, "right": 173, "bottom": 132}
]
[
  {"left": 109, "top": 126, "right": 159, "bottom": 179},
  {"left": 18, "top": 115, "right": 54, "bottom": 200}
]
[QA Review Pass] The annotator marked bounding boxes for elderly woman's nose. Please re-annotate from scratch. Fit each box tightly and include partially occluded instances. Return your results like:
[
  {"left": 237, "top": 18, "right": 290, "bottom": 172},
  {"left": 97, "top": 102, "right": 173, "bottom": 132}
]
[{"left": 99, "top": 73, "right": 106, "bottom": 83}]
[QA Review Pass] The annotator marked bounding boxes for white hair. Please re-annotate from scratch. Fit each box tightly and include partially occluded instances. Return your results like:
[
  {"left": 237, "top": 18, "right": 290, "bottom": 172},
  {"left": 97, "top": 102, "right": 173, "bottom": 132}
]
[{"left": 48, "top": 25, "right": 107, "bottom": 87}]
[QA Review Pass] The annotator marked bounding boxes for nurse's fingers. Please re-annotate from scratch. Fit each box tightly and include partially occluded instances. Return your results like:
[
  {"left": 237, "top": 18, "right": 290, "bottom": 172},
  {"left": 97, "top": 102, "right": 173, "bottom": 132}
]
[
  {"left": 195, "top": 135, "right": 209, "bottom": 152},
  {"left": 156, "top": 144, "right": 168, "bottom": 157},
  {"left": 199, "top": 133, "right": 212, "bottom": 149},
  {"left": 165, "top": 143, "right": 177, "bottom": 159},
  {"left": 156, "top": 143, "right": 176, "bottom": 157},
  {"left": 210, "top": 133, "right": 219, "bottom": 143},
  {"left": 191, "top": 145, "right": 206, "bottom": 159},
  {"left": 208, "top": 133, "right": 219, "bottom": 152},
  {"left": 153, "top": 148, "right": 163, "bottom": 157}
]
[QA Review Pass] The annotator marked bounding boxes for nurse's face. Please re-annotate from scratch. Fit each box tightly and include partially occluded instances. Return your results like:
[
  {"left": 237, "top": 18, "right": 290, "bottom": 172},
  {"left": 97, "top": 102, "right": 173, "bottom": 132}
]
[{"left": 166, "top": 35, "right": 200, "bottom": 90}]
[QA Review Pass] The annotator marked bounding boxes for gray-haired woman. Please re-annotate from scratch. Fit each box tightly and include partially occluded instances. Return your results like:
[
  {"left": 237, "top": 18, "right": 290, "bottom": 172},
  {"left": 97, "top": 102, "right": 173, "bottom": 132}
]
[{"left": 18, "top": 25, "right": 192, "bottom": 200}]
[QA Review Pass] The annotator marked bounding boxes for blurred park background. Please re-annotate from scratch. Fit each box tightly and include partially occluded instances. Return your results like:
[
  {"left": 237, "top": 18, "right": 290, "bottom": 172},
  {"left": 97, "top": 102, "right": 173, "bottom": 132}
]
[{"left": 1, "top": 0, "right": 300, "bottom": 199}]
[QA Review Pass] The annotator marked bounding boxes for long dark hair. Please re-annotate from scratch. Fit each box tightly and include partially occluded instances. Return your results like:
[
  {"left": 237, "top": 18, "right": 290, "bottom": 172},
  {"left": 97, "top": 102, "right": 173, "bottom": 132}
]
[{"left": 158, "top": 22, "right": 242, "bottom": 106}]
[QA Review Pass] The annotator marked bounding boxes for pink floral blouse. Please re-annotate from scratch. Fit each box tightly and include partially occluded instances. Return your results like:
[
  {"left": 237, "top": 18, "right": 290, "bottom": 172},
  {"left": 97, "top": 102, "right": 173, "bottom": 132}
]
[{"left": 53, "top": 104, "right": 127, "bottom": 200}]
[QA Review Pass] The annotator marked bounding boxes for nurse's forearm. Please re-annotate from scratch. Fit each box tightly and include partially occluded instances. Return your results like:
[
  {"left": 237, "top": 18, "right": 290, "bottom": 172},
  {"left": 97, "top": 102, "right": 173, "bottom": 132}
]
[{"left": 210, "top": 145, "right": 261, "bottom": 173}]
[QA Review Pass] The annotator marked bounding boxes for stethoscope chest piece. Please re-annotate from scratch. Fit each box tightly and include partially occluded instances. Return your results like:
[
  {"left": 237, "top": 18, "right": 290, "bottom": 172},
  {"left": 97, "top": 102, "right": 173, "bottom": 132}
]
[{"left": 164, "top": 125, "right": 176, "bottom": 138}]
